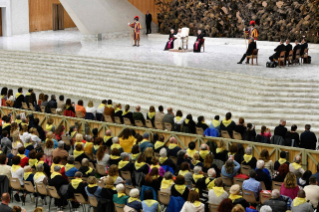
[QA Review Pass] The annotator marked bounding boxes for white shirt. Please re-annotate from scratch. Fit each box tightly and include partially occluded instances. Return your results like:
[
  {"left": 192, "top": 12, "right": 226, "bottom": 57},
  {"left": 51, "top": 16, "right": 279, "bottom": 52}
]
[
  {"left": 180, "top": 201, "right": 205, "bottom": 212},
  {"left": 31, "top": 134, "right": 41, "bottom": 144},
  {"left": 96, "top": 105, "right": 105, "bottom": 114},
  {"left": 86, "top": 106, "right": 96, "bottom": 117},
  {"left": 11, "top": 167, "right": 24, "bottom": 185},
  {"left": 34, "top": 174, "right": 47, "bottom": 184},
  {"left": 0, "top": 165, "right": 12, "bottom": 179},
  {"left": 208, "top": 188, "right": 229, "bottom": 205},
  {"left": 304, "top": 184, "right": 319, "bottom": 208},
  {"left": 19, "top": 132, "right": 30, "bottom": 144}
]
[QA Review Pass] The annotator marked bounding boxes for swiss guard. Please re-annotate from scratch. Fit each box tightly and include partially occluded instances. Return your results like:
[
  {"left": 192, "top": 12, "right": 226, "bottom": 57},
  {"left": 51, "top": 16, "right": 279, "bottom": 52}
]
[
  {"left": 128, "top": 16, "right": 142, "bottom": 47},
  {"left": 245, "top": 20, "right": 258, "bottom": 40}
]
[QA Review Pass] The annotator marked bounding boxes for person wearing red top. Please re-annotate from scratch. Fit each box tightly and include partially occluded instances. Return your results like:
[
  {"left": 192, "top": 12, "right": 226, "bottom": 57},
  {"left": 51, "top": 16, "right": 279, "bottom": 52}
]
[
  {"left": 260, "top": 125, "right": 272, "bottom": 140},
  {"left": 17, "top": 147, "right": 29, "bottom": 168},
  {"left": 280, "top": 172, "right": 300, "bottom": 200}
]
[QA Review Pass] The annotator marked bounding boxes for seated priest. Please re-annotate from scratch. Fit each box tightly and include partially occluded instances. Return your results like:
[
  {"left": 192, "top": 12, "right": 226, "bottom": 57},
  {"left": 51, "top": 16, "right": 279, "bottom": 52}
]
[
  {"left": 269, "top": 39, "right": 286, "bottom": 62},
  {"left": 164, "top": 29, "right": 176, "bottom": 50},
  {"left": 193, "top": 30, "right": 204, "bottom": 53},
  {"left": 237, "top": 38, "right": 257, "bottom": 64}
]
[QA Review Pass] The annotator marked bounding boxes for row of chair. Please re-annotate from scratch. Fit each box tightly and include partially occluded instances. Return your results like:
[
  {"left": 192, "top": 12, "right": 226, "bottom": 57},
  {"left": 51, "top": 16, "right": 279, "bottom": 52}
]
[{"left": 274, "top": 48, "right": 309, "bottom": 68}]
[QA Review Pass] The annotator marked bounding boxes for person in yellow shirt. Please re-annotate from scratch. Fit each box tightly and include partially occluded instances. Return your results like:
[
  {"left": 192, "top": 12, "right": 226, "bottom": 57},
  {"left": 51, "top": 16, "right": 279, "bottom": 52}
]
[{"left": 119, "top": 128, "right": 136, "bottom": 153}]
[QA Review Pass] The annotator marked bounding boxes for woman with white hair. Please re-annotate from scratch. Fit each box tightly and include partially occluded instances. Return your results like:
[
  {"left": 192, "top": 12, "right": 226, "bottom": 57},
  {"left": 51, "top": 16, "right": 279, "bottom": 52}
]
[
  {"left": 259, "top": 205, "right": 272, "bottom": 212},
  {"left": 113, "top": 184, "right": 129, "bottom": 204},
  {"left": 159, "top": 148, "right": 176, "bottom": 171},
  {"left": 126, "top": 188, "right": 142, "bottom": 212},
  {"left": 241, "top": 146, "right": 257, "bottom": 169},
  {"left": 33, "top": 163, "right": 47, "bottom": 184}
]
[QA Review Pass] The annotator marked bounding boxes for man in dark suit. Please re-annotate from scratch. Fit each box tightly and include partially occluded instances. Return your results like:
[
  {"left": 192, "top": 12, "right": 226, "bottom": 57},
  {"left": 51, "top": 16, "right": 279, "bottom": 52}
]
[
  {"left": 145, "top": 10, "right": 152, "bottom": 34},
  {"left": 300, "top": 124, "right": 317, "bottom": 150},
  {"left": 300, "top": 38, "right": 308, "bottom": 55},
  {"left": 285, "top": 39, "right": 292, "bottom": 58},
  {"left": 14, "top": 87, "right": 24, "bottom": 108},
  {"left": 293, "top": 40, "right": 301, "bottom": 60},
  {"left": 237, "top": 38, "right": 257, "bottom": 64},
  {"left": 269, "top": 39, "right": 286, "bottom": 61},
  {"left": 274, "top": 119, "right": 287, "bottom": 139},
  {"left": 255, "top": 160, "right": 271, "bottom": 190},
  {"left": 48, "top": 94, "right": 57, "bottom": 109}
]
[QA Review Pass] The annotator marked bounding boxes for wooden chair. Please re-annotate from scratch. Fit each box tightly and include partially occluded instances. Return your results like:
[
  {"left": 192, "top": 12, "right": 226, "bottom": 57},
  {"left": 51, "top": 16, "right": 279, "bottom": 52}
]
[
  {"left": 104, "top": 115, "right": 114, "bottom": 123},
  {"left": 29, "top": 103, "right": 35, "bottom": 111},
  {"left": 120, "top": 171, "right": 132, "bottom": 180},
  {"left": 155, "top": 121, "right": 164, "bottom": 130},
  {"left": 114, "top": 203, "right": 125, "bottom": 212},
  {"left": 169, "top": 156, "right": 178, "bottom": 165},
  {"left": 273, "top": 51, "right": 286, "bottom": 67},
  {"left": 10, "top": 178, "right": 24, "bottom": 204},
  {"left": 220, "top": 174, "right": 232, "bottom": 187},
  {"left": 164, "top": 122, "right": 172, "bottom": 131},
  {"left": 246, "top": 49, "right": 259, "bottom": 65},
  {"left": 123, "top": 118, "right": 132, "bottom": 125},
  {"left": 272, "top": 181, "right": 283, "bottom": 191},
  {"left": 259, "top": 192, "right": 271, "bottom": 204},
  {"left": 74, "top": 161, "right": 81, "bottom": 170},
  {"left": 23, "top": 181, "right": 37, "bottom": 206},
  {"left": 294, "top": 49, "right": 301, "bottom": 65},
  {"left": 286, "top": 50, "right": 294, "bottom": 66},
  {"left": 242, "top": 189, "right": 259, "bottom": 204},
  {"left": 114, "top": 117, "right": 122, "bottom": 124},
  {"left": 50, "top": 108, "right": 57, "bottom": 114},
  {"left": 201, "top": 39, "right": 205, "bottom": 52},
  {"left": 96, "top": 164, "right": 107, "bottom": 176},
  {"left": 301, "top": 48, "right": 309, "bottom": 64},
  {"left": 221, "top": 130, "right": 231, "bottom": 138},
  {"left": 233, "top": 131, "right": 242, "bottom": 140},
  {"left": 260, "top": 181, "right": 266, "bottom": 190},
  {"left": 41, "top": 106, "right": 45, "bottom": 112},
  {"left": 76, "top": 111, "right": 84, "bottom": 118},
  {"left": 233, "top": 177, "right": 245, "bottom": 188},
  {"left": 125, "top": 185, "right": 135, "bottom": 196},
  {"left": 22, "top": 102, "right": 29, "bottom": 110},
  {"left": 74, "top": 193, "right": 89, "bottom": 212},
  {"left": 196, "top": 127, "right": 204, "bottom": 135},
  {"left": 145, "top": 120, "right": 154, "bottom": 128},
  {"left": 209, "top": 203, "right": 219, "bottom": 212},
  {"left": 135, "top": 120, "right": 144, "bottom": 127},
  {"left": 240, "top": 165, "right": 251, "bottom": 176}
]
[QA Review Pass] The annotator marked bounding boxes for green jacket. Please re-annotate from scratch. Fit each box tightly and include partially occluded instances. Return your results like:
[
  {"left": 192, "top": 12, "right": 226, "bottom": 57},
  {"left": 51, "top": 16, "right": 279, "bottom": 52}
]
[{"left": 113, "top": 194, "right": 129, "bottom": 205}]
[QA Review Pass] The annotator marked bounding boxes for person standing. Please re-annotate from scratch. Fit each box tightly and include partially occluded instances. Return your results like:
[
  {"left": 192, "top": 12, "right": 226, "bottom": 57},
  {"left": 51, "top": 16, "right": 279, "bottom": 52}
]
[
  {"left": 244, "top": 20, "right": 258, "bottom": 40},
  {"left": 128, "top": 16, "right": 142, "bottom": 47},
  {"left": 300, "top": 124, "right": 317, "bottom": 150},
  {"left": 145, "top": 10, "right": 152, "bottom": 34}
]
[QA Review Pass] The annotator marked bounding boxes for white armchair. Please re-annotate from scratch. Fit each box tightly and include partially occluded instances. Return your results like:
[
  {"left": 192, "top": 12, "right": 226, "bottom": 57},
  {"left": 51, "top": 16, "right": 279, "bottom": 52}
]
[{"left": 181, "top": 27, "right": 190, "bottom": 50}]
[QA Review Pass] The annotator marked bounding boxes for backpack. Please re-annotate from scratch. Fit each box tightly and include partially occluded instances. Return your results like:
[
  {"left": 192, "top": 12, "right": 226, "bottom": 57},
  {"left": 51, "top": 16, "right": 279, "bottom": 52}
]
[{"left": 266, "top": 61, "right": 276, "bottom": 68}]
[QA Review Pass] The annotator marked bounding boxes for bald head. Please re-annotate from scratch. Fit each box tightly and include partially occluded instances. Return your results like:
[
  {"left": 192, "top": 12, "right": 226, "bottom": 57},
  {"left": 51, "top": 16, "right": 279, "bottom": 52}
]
[
  {"left": 169, "top": 137, "right": 177, "bottom": 144},
  {"left": 1, "top": 193, "right": 10, "bottom": 203},
  {"left": 200, "top": 144, "right": 208, "bottom": 150},
  {"left": 105, "top": 130, "right": 111, "bottom": 136},
  {"left": 136, "top": 105, "right": 141, "bottom": 112},
  {"left": 167, "top": 107, "right": 173, "bottom": 114}
]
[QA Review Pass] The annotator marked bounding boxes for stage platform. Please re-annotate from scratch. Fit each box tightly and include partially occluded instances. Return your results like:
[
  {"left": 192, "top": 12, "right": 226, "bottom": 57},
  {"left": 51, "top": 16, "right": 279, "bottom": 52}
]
[{"left": 0, "top": 28, "right": 318, "bottom": 80}]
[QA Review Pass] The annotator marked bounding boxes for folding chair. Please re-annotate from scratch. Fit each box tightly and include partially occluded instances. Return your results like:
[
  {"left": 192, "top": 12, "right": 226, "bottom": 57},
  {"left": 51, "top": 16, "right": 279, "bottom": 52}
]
[
  {"left": 76, "top": 111, "right": 84, "bottom": 118},
  {"left": 10, "top": 178, "right": 24, "bottom": 204},
  {"left": 286, "top": 50, "right": 294, "bottom": 66},
  {"left": 74, "top": 193, "right": 89, "bottom": 212},
  {"left": 196, "top": 127, "right": 204, "bottom": 135},
  {"left": 164, "top": 122, "right": 172, "bottom": 131},
  {"left": 240, "top": 165, "right": 251, "bottom": 176},
  {"left": 294, "top": 49, "right": 301, "bottom": 65},
  {"left": 158, "top": 191, "right": 170, "bottom": 211},
  {"left": 47, "top": 186, "right": 72, "bottom": 212},
  {"left": 51, "top": 108, "right": 57, "bottom": 114},
  {"left": 242, "top": 189, "right": 259, "bottom": 204},
  {"left": 209, "top": 203, "right": 219, "bottom": 212},
  {"left": 259, "top": 192, "right": 271, "bottom": 204},
  {"left": 221, "top": 130, "right": 231, "bottom": 138},
  {"left": 114, "top": 117, "right": 122, "bottom": 124},
  {"left": 24, "top": 181, "right": 37, "bottom": 206},
  {"left": 272, "top": 181, "right": 283, "bottom": 191},
  {"left": 301, "top": 48, "right": 309, "bottom": 64},
  {"left": 29, "top": 103, "right": 35, "bottom": 111},
  {"left": 246, "top": 49, "right": 259, "bottom": 65},
  {"left": 232, "top": 131, "right": 242, "bottom": 140},
  {"left": 35, "top": 182, "right": 49, "bottom": 205},
  {"left": 155, "top": 121, "right": 164, "bottom": 130},
  {"left": 220, "top": 174, "right": 232, "bottom": 187},
  {"left": 88, "top": 196, "right": 98, "bottom": 211},
  {"left": 135, "top": 120, "right": 144, "bottom": 127},
  {"left": 114, "top": 203, "right": 125, "bottom": 212},
  {"left": 104, "top": 115, "right": 114, "bottom": 123},
  {"left": 233, "top": 177, "right": 245, "bottom": 188},
  {"left": 22, "top": 102, "right": 29, "bottom": 110},
  {"left": 125, "top": 185, "right": 135, "bottom": 196},
  {"left": 120, "top": 171, "right": 132, "bottom": 181},
  {"left": 96, "top": 164, "right": 107, "bottom": 176},
  {"left": 123, "top": 118, "right": 132, "bottom": 126},
  {"left": 145, "top": 120, "right": 154, "bottom": 128}
]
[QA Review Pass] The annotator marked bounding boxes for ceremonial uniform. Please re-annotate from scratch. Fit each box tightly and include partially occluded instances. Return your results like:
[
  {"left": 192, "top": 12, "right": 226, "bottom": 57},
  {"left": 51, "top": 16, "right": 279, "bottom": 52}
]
[
  {"left": 245, "top": 20, "right": 258, "bottom": 40},
  {"left": 129, "top": 16, "right": 142, "bottom": 47}
]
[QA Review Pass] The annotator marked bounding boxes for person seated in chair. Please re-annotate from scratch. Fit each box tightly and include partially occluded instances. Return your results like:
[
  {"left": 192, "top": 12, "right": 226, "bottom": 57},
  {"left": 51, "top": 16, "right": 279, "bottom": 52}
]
[
  {"left": 164, "top": 29, "right": 176, "bottom": 50},
  {"left": 173, "top": 29, "right": 183, "bottom": 50},
  {"left": 293, "top": 40, "right": 301, "bottom": 61},
  {"left": 193, "top": 30, "right": 204, "bottom": 53},
  {"left": 300, "top": 38, "right": 308, "bottom": 55},
  {"left": 65, "top": 156, "right": 78, "bottom": 177},
  {"left": 237, "top": 38, "right": 257, "bottom": 64},
  {"left": 48, "top": 165, "right": 69, "bottom": 201},
  {"left": 269, "top": 39, "right": 286, "bottom": 62},
  {"left": 67, "top": 171, "right": 88, "bottom": 201},
  {"left": 167, "top": 137, "right": 181, "bottom": 158},
  {"left": 79, "top": 158, "right": 95, "bottom": 177},
  {"left": 285, "top": 39, "right": 293, "bottom": 59}
]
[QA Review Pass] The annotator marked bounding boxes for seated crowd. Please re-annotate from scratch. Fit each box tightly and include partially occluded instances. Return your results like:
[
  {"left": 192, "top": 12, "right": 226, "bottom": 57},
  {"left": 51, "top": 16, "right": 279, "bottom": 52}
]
[
  {"left": 1, "top": 86, "right": 318, "bottom": 151},
  {"left": 0, "top": 106, "right": 319, "bottom": 212}
]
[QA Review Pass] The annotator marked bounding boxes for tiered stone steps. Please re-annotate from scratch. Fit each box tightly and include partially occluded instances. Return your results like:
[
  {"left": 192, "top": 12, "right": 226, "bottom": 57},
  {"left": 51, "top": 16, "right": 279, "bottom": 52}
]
[{"left": 0, "top": 49, "right": 319, "bottom": 134}]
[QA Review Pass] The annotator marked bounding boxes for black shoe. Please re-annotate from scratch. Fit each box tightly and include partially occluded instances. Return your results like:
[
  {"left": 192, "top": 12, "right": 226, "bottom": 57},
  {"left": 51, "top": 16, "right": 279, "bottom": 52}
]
[
  {"left": 20, "top": 195, "right": 25, "bottom": 203},
  {"left": 245, "top": 62, "right": 249, "bottom": 64},
  {"left": 14, "top": 193, "right": 20, "bottom": 202},
  {"left": 237, "top": 62, "right": 242, "bottom": 64},
  {"left": 179, "top": 47, "right": 182, "bottom": 50}
]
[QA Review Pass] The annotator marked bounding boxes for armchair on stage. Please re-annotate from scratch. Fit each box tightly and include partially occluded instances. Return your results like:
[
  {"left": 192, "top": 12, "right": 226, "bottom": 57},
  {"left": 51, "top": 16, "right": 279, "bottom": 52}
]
[{"left": 181, "top": 27, "right": 190, "bottom": 50}]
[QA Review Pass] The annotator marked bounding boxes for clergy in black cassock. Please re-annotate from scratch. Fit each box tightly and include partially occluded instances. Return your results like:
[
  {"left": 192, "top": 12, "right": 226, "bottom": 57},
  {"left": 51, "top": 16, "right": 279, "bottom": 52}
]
[
  {"left": 164, "top": 29, "right": 176, "bottom": 50},
  {"left": 193, "top": 30, "right": 204, "bottom": 52}
]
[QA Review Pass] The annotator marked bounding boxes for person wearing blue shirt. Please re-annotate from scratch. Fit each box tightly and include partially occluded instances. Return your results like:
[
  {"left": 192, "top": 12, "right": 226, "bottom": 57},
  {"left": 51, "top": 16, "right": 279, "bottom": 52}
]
[
  {"left": 65, "top": 156, "right": 78, "bottom": 177},
  {"left": 242, "top": 169, "right": 262, "bottom": 200},
  {"left": 311, "top": 164, "right": 319, "bottom": 186},
  {"left": 221, "top": 157, "right": 240, "bottom": 180}
]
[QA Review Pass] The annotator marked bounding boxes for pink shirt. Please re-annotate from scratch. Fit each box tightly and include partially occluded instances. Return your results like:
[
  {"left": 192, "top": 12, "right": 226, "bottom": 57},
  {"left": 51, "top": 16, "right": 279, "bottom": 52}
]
[
  {"left": 280, "top": 184, "right": 299, "bottom": 200},
  {"left": 260, "top": 132, "right": 272, "bottom": 139}
]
